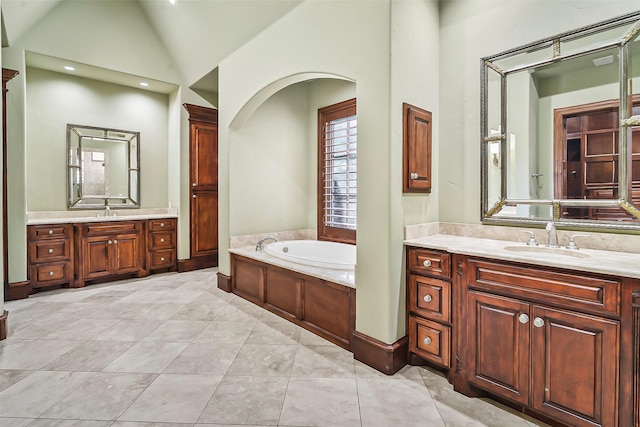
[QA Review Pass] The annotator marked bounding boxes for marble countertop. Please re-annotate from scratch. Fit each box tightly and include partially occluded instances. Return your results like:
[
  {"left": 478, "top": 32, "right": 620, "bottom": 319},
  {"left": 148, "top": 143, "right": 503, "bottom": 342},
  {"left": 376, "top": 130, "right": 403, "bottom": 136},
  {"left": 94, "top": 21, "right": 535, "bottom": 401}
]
[
  {"left": 26, "top": 208, "right": 178, "bottom": 225},
  {"left": 405, "top": 234, "right": 640, "bottom": 279},
  {"left": 229, "top": 246, "right": 355, "bottom": 289}
]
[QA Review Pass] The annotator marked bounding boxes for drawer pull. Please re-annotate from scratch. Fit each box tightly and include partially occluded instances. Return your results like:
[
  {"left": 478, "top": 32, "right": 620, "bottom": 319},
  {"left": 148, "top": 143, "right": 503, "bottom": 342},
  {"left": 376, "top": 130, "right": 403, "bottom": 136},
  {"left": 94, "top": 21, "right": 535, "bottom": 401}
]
[
  {"left": 48, "top": 271, "right": 54, "bottom": 276},
  {"left": 113, "top": 239, "right": 118, "bottom": 244},
  {"left": 423, "top": 295, "right": 432, "bottom": 303},
  {"left": 422, "top": 260, "right": 432, "bottom": 267},
  {"left": 48, "top": 229, "right": 53, "bottom": 235},
  {"left": 423, "top": 337, "right": 432, "bottom": 345},
  {"left": 533, "top": 317, "right": 545, "bottom": 328},
  {"left": 161, "top": 257, "right": 165, "bottom": 262},
  {"left": 160, "top": 223, "right": 165, "bottom": 227},
  {"left": 48, "top": 248, "right": 54, "bottom": 254},
  {"left": 160, "top": 238, "right": 165, "bottom": 243},
  {"left": 518, "top": 313, "right": 529, "bottom": 324},
  {"left": 108, "top": 240, "right": 113, "bottom": 245}
]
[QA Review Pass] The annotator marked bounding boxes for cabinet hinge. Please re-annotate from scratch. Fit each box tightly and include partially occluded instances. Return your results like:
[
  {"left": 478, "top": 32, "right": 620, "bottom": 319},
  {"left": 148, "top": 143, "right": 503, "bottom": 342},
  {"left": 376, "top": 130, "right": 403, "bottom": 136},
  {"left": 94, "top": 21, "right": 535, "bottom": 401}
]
[
  {"left": 457, "top": 261, "right": 463, "bottom": 276},
  {"left": 456, "top": 356, "right": 463, "bottom": 373}
]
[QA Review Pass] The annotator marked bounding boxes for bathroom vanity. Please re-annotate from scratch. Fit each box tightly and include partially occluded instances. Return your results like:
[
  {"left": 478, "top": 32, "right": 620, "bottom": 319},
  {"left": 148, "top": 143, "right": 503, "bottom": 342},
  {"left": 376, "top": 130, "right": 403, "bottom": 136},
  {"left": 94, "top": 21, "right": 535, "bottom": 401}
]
[
  {"left": 405, "top": 235, "right": 639, "bottom": 427},
  {"left": 27, "top": 214, "right": 177, "bottom": 291}
]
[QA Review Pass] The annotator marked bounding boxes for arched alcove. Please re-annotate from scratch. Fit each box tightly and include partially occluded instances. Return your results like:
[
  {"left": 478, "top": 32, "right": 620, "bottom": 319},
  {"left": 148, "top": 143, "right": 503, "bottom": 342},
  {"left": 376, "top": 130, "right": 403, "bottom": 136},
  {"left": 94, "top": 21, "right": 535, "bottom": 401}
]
[{"left": 227, "top": 74, "right": 356, "bottom": 240}]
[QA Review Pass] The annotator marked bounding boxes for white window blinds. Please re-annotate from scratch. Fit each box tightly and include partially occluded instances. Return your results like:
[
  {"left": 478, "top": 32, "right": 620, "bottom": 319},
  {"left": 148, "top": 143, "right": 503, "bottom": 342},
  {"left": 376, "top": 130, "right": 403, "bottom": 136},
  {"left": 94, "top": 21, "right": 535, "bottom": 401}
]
[{"left": 322, "top": 114, "right": 357, "bottom": 230}]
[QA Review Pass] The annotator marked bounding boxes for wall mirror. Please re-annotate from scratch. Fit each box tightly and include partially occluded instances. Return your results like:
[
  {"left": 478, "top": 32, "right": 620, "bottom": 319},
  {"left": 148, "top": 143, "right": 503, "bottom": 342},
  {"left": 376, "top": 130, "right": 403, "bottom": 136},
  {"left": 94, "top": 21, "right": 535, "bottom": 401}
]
[
  {"left": 67, "top": 124, "right": 140, "bottom": 209},
  {"left": 481, "top": 11, "right": 640, "bottom": 230}
]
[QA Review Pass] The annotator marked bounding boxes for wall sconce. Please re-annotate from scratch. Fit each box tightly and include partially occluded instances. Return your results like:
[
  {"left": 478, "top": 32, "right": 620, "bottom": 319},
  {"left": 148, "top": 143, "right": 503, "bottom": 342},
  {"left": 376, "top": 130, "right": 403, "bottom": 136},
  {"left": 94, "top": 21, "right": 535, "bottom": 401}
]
[{"left": 489, "top": 141, "right": 500, "bottom": 166}]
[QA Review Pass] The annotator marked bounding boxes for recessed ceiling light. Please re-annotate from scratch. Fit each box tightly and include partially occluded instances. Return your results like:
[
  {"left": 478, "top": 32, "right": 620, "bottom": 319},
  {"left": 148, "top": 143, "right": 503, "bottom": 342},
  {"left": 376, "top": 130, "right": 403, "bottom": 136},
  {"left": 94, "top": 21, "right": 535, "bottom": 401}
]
[
  {"left": 64, "top": 66, "right": 75, "bottom": 71},
  {"left": 169, "top": 0, "right": 176, "bottom": 4},
  {"left": 139, "top": 82, "right": 149, "bottom": 87}
]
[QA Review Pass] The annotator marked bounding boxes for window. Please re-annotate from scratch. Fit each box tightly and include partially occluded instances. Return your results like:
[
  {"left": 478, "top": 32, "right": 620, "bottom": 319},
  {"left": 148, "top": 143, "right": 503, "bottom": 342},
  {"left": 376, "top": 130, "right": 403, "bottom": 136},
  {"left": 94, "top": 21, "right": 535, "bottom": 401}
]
[{"left": 317, "top": 98, "right": 357, "bottom": 244}]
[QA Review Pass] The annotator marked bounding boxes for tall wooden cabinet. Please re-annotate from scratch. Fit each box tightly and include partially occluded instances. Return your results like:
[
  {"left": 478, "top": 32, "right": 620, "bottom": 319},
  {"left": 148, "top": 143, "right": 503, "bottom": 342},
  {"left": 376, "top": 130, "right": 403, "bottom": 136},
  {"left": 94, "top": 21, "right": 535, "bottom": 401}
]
[{"left": 182, "top": 104, "right": 218, "bottom": 271}]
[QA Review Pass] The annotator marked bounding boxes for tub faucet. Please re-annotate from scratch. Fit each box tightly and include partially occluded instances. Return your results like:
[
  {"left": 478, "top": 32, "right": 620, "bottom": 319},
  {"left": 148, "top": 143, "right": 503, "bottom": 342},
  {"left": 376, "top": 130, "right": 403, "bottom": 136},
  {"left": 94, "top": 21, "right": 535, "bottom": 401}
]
[
  {"left": 256, "top": 236, "right": 279, "bottom": 251},
  {"left": 545, "top": 221, "right": 559, "bottom": 248},
  {"left": 105, "top": 206, "right": 111, "bottom": 217}
]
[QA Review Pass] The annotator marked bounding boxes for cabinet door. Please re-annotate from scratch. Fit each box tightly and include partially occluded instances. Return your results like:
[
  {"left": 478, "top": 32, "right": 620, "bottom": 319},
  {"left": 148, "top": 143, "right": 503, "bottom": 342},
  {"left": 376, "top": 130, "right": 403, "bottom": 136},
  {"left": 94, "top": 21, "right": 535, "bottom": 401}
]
[
  {"left": 531, "top": 306, "right": 619, "bottom": 427},
  {"left": 402, "top": 103, "right": 432, "bottom": 193},
  {"left": 84, "top": 237, "right": 111, "bottom": 278},
  {"left": 112, "top": 233, "right": 140, "bottom": 274},
  {"left": 191, "top": 190, "right": 218, "bottom": 257},
  {"left": 191, "top": 122, "right": 218, "bottom": 190},
  {"left": 467, "top": 291, "right": 530, "bottom": 405}
]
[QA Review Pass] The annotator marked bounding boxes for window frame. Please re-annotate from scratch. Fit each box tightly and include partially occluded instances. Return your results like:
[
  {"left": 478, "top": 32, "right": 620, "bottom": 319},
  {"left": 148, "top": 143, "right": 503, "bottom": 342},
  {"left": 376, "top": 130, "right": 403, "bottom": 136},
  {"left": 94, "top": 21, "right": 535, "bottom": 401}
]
[{"left": 317, "top": 98, "right": 357, "bottom": 245}]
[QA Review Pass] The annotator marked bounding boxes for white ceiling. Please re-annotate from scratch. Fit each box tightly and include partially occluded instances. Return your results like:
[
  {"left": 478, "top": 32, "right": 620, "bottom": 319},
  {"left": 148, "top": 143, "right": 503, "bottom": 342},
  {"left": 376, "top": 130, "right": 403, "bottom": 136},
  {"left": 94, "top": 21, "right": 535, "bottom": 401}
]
[{"left": 2, "top": 0, "right": 302, "bottom": 91}]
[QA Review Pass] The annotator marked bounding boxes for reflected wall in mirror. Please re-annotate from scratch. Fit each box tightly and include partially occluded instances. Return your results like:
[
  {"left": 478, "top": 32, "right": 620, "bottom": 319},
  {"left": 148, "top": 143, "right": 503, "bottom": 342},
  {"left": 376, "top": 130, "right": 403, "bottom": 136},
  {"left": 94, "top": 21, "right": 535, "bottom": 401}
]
[
  {"left": 67, "top": 124, "right": 140, "bottom": 209},
  {"left": 481, "top": 11, "right": 640, "bottom": 230}
]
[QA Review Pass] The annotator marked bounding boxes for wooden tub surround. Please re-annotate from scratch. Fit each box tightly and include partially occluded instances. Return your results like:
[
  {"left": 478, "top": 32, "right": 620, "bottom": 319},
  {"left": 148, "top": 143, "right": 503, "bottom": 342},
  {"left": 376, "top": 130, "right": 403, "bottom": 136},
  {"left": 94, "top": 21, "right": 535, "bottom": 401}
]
[
  {"left": 405, "top": 237, "right": 640, "bottom": 427},
  {"left": 230, "top": 253, "right": 355, "bottom": 350}
]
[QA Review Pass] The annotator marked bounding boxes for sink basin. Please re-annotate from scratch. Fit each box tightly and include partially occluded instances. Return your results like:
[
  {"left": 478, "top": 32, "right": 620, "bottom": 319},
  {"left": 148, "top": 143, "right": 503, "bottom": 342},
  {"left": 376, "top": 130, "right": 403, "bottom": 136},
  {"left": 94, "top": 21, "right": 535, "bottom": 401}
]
[{"left": 503, "top": 245, "right": 590, "bottom": 259}]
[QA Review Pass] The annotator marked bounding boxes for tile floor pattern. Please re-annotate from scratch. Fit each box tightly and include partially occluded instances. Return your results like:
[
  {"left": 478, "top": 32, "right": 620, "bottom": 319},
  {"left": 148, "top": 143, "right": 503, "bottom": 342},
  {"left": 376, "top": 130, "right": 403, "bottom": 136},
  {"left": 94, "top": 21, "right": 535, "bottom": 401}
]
[{"left": 0, "top": 268, "right": 551, "bottom": 427}]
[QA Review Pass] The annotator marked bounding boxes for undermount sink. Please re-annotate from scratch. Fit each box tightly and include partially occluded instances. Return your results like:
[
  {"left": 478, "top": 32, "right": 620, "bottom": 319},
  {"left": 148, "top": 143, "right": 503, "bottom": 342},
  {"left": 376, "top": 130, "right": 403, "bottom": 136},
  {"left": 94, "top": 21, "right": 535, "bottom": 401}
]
[{"left": 503, "top": 245, "right": 591, "bottom": 259}]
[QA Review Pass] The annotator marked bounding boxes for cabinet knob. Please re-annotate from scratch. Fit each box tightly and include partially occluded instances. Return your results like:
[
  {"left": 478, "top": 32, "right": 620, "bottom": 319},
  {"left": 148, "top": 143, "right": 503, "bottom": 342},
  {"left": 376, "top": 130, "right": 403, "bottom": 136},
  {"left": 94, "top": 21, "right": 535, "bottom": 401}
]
[
  {"left": 533, "top": 317, "right": 545, "bottom": 328},
  {"left": 48, "top": 248, "right": 54, "bottom": 254},
  {"left": 113, "top": 239, "right": 118, "bottom": 244},
  {"left": 160, "top": 238, "right": 165, "bottom": 243},
  {"left": 161, "top": 257, "right": 165, "bottom": 261},
  {"left": 48, "top": 271, "right": 54, "bottom": 276},
  {"left": 108, "top": 240, "right": 113, "bottom": 245},
  {"left": 192, "top": 195, "right": 196, "bottom": 199},
  {"left": 160, "top": 223, "right": 165, "bottom": 227},
  {"left": 423, "top": 337, "right": 432, "bottom": 345},
  {"left": 518, "top": 313, "right": 529, "bottom": 324},
  {"left": 192, "top": 182, "right": 197, "bottom": 187},
  {"left": 423, "top": 295, "right": 432, "bottom": 303},
  {"left": 48, "top": 229, "right": 53, "bottom": 235},
  {"left": 411, "top": 172, "right": 419, "bottom": 180},
  {"left": 422, "top": 260, "right": 432, "bottom": 267}
]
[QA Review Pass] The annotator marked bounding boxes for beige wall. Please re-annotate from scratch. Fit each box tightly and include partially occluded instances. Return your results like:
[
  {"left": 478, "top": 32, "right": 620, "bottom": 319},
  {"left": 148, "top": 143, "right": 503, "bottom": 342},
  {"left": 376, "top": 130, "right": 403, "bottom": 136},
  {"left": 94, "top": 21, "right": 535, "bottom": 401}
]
[
  {"left": 439, "top": 0, "right": 640, "bottom": 224},
  {"left": 25, "top": 67, "right": 170, "bottom": 211}
]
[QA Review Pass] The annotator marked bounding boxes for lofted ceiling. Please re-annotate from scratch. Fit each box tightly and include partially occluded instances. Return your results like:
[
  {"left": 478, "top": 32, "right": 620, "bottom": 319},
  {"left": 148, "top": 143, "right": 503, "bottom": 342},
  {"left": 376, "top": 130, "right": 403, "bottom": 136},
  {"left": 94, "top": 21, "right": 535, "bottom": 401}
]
[{"left": 1, "top": 0, "right": 302, "bottom": 91}]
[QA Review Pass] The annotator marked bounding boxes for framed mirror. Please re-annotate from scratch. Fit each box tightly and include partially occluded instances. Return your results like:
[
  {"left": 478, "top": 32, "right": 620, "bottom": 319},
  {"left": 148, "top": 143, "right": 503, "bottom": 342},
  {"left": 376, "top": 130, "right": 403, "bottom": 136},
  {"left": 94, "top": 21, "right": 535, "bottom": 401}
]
[
  {"left": 481, "top": 11, "right": 640, "bottom": 230},
  {"left": 67, "top": 124, "right": 140, "bottom": 209}
]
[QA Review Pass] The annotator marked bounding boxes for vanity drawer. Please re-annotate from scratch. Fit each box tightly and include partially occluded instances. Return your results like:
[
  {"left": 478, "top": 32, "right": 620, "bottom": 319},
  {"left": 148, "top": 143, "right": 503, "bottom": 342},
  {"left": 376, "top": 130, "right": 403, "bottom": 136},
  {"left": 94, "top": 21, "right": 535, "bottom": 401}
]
[
  {"left": 149, "top": 231, "right": 175, "bottom": 250},
  {"left": 466, "top": 258, "right": 621, "bottom": 316},
  {"left": 29, "top": 239, "right": 70, "bottom": 262},
  {"left": 409, "top": 316, "right": 450, "bottom": 368},
  {"left": 31, "top": 262, "right": 71, "bottom": 287},
  {"left": 150, "top": 250, "right": 176, "bottom": 269},
  {"left": 149, "top": 219, "right": 176, "bottom": 231},
  {"left": 29, "top": 224, "right": 71, "bottom": 240},
  {"left": 83, "top": 221, "right": 141, "bottom": 235},
  {"left": 408, "top": 274, "right": 450, "bottom": 322},
  {"left": 407, "top": 248, "right": 451, "bottom": 279}
]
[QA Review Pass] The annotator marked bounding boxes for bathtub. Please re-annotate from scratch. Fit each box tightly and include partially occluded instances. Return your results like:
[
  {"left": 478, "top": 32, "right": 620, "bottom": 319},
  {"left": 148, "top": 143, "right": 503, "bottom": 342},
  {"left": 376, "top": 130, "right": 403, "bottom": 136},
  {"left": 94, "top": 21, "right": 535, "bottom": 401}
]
[{"left": 264, "top": 240, "right": 356, "bottom": 271}]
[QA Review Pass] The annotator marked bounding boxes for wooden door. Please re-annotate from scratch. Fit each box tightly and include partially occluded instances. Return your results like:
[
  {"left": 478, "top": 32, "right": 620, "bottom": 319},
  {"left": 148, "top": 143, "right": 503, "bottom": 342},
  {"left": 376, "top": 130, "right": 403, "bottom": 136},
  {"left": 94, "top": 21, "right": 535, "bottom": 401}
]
[
  {"left": 531, "top": 306, "right": 619, "bottom": 427},
  {"left": 184, "top": 104, "right": 218, "bottom": 270},
  {"left": 84, "top": 236, "right": 111, "bottom": 278},
  {"left": 403, "top": 103, "right": 432, "bottom": 193},
  {"left": 191, "top": 190, "right": 218, "bottom": 256},
  {"left": 112, "top": 233, "right": 140, "bottom": 274},
  {"left": 467, "top": 290, "right": 531, "bottom": 405}
]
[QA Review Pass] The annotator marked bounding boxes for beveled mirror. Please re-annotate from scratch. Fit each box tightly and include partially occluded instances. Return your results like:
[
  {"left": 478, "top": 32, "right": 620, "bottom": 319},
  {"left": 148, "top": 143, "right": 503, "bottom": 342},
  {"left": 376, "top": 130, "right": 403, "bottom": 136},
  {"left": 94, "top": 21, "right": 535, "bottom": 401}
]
[
  {"left": 67, "top": 124, "right": 140, "bottom": 209},
  {"left": 481, "top": 11, "right": 640, "bottom": 230}
]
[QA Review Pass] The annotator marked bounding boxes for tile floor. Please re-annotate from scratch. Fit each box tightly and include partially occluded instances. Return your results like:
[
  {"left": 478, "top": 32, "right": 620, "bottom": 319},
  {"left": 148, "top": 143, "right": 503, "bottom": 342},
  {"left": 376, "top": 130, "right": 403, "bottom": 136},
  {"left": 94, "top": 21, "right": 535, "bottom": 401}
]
[{"left": 0, "top": 268, "right": 550, "bottom": 426}]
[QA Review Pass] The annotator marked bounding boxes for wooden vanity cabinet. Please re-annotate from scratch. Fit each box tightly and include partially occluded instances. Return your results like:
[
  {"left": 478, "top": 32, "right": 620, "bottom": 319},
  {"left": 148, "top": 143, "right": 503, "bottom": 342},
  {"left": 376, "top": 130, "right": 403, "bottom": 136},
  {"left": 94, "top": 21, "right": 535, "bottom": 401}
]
[
  {"left": 462, "top": 257, "right": 621, "bottom": 427},
  {"left": 27, "top": 224, "right": 74, "bottom": 289},
  {"left": 406, "top": 247, "right": 452, "bottom": 368},
  {"left": 74, "top": 221, "right": 145, "bottom": 287}
]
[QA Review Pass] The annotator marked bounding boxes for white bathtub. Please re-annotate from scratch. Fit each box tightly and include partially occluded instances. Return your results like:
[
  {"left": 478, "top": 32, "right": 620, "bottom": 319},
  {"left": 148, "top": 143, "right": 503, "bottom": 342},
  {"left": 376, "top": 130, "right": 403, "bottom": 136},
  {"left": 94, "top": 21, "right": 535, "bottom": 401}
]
[{"left": 264, "top": 240, "right": 356, "bottom": 271}]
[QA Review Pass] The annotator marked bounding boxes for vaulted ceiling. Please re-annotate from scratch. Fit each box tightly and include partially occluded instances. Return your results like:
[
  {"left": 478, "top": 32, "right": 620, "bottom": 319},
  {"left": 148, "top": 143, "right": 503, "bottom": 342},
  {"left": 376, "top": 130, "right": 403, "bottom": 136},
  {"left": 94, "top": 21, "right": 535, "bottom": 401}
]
[{"left": 1, "top": 0, "right": 302, "bottom": 88}]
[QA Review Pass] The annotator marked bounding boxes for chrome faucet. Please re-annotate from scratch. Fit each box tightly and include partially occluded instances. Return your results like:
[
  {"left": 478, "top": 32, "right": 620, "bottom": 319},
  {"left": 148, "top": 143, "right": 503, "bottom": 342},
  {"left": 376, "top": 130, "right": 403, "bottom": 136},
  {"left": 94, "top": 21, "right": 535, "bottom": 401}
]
[
  {"left": 105, "top": 206, "right": 111, "bottom": 217},
  {"left": 256, "top": 236, "right": 279, "bottom": 251},
  {"left": 545, "top": 221, "right": 559, "bottom": 248}
]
